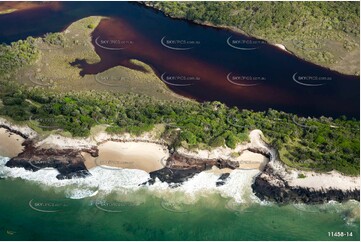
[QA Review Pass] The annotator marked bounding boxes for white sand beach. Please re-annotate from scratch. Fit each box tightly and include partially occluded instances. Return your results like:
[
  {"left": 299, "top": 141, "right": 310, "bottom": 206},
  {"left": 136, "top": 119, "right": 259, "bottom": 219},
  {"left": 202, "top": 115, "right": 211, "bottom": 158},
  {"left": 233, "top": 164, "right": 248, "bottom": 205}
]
[
  {"left": 0, "top": 128, "right": 25, "bottom": 158},
  {"left": 285, "top": 170, "right": 360, "bottom": 191},
  {"left": 0, "top": 118, "right": 358, "bottom": 192},
  {"left": 268, "top": 158, "right": 360, "bottom": 191},
  {"left": 83, "top": 141, "right": 169, "bottom": 173},
  {"left": 238, "top": 150, "right": 269, "bottom": 170}
]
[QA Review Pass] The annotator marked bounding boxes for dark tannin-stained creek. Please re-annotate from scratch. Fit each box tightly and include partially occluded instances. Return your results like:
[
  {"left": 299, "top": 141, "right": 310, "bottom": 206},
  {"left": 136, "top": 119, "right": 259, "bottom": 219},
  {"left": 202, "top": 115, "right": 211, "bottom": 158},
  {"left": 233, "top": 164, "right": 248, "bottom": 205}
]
[{"left": 0, "top": 1, "right": 359, "bottom": 118}]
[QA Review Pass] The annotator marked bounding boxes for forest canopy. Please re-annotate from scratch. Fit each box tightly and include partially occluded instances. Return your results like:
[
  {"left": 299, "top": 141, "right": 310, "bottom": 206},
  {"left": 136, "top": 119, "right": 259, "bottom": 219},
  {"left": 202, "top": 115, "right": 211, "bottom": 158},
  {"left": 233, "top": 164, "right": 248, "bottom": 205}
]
[
  {"left": 0, "top": 81, "right": 359, "bottom": 176},
  {"left": 146, "top": 1, "right": 360, "bottom": 75}
]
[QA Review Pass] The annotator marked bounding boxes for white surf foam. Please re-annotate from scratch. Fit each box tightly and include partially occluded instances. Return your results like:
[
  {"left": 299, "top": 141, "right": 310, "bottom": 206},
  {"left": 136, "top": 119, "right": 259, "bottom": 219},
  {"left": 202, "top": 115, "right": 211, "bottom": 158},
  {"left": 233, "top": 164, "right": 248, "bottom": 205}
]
[
  {"left": 0, "top": 156, "right": 9, "bottom": 166},
  {"left": 65, "top": 187, "right": 99, "bottom": 199},
  {"left": 0, "top": 158, "right": 150, "bottom": 197},
  {"left": 148, "top": 169, "right": 261, "bottom": 203},
  {"left": 1, "top": 156, "right": 262, "bottom": 203}
]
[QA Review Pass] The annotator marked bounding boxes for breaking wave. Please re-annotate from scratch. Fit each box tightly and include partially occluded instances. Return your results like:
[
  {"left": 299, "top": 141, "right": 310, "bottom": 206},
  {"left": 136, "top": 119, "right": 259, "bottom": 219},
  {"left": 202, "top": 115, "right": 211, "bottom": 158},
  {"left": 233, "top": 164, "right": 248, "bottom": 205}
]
[
  {"left": 1, "top": 155, "right": 359, "bottom": 225},
  {"left": 0, "top": 156, "right": 260, "bottom": 203}
]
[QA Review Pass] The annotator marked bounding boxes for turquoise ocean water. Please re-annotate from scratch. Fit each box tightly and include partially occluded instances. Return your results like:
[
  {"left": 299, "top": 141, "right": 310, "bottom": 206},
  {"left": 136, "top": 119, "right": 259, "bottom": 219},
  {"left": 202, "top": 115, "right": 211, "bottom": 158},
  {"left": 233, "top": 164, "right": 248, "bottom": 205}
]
[{"left": 0, "top": 157, "right": 359, "bottom": 241}]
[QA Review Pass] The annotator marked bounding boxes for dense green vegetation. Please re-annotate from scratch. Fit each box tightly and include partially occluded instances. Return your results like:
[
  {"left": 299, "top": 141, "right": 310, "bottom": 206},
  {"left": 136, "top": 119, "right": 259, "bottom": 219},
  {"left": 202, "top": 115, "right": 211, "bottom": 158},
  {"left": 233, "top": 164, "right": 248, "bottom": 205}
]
[
  {"left": 0, "top": 14, "right": 358, "bottom": 175},
  {"left": 43, "top": 32, "right": 65, "bottom": 47},
  {"left": 3, "top": 17, "right": 182, "bottom": 102},
  {"left": 0, "top": 81, "right": 359, "bottom": 175},
  {"left": 147, "top": 1, "right": 360, "bottom": 75},
  {"left": 0, "top": 37, "right": 39, "bottom": 76},
  {"left": 150, "top": 1, "right": 359, "bottom": 36}
]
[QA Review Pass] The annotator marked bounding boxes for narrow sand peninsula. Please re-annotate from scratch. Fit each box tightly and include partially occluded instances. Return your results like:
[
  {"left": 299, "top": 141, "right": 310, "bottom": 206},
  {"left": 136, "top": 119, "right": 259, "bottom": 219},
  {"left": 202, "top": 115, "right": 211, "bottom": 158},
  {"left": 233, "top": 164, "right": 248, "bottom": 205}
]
[
  {"left": 0, "top": 128, "right": 25, "bottom": 158},
  {"left": 83, "top": 141, "right": 169, "bottom": 173}
]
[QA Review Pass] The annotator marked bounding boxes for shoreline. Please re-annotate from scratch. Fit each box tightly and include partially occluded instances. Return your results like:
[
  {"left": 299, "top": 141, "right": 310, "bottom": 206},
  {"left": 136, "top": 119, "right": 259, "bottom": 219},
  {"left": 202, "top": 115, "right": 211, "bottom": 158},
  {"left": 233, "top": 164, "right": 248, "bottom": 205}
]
[
  {"left": 140, "top": 2, "right": 359, "bottom": 77},
  {"left": 0, "top": 117, "right": 269, "bottom": 173},
  {"left": 0, "top": 118, "right": 359, "bottom": 203},
  {"left": 252, "top": 162, "right": 360, "bottom": 204},
  {"left": 0, "top": 128, "right": 25, "bottom": 158},
  {"left": 141, "top": 2, "right": 290, "bottom": 54}
]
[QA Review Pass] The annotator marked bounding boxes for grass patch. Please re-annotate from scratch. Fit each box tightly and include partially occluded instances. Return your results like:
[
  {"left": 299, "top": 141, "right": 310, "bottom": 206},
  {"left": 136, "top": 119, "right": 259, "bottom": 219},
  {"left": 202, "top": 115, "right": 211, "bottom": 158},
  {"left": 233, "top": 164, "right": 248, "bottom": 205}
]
[
  {"left": 5, "top": 16, "right": 186, "bottom": 102},
  {"left": 298, "top": 173, "right": 306, "bottom": 179}
]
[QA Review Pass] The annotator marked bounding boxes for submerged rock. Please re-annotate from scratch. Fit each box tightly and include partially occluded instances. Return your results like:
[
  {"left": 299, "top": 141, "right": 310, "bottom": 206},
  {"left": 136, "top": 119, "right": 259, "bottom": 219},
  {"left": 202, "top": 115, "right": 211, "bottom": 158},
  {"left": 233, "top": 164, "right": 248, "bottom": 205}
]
[{"left": 216, "top": 173, "right": 230, "bottom": 187}]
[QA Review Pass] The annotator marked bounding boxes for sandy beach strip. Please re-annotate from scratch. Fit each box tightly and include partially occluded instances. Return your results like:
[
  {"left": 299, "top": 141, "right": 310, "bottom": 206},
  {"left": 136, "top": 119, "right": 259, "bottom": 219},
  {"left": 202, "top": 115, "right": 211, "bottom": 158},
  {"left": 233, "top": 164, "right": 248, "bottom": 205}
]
[
  {"left": 0, "top": 128, "right": 25, "bottom": 158},
  {"left": 83, "top": 141, "right": 169, "bottom": 173},
  {"left": 238, "top": 163, "right": 264, "bottom": 170},
  {"left": 285, "top": 170, "right": 360, "bottom": 191},
  {"left": 238, "top": 150, "right": 269, "bottom": 170},
  {"left": 0, "top": 118, "right": 37, "bottom": 139}
]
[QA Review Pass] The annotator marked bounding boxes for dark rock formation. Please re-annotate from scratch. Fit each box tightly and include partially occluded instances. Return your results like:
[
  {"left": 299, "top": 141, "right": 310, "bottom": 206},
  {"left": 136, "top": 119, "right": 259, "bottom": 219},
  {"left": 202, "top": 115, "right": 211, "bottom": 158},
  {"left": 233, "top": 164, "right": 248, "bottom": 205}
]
[
  {"left": 252, "top": 164, "right": 360, "bottom": 204},
  {"left": 147, "top": 152, "right": 238, "bottom": 184},
  {"left": 246, "top": 147, "right": 272, "bottom": 160},
  {"left": 168, "top": 152, "right": 239, "bottom": 170},
  {"left": 6, "top": 142, "right": 97, "bottom": 180},
  {"left": 216, "top": 173, "right": 230, "bottom": 187},
  {"left": 0, "top": 124, "right": 30, "bottom": 139},
  {"left": 4, "top": 124, "right": 358, "bottom": 204},
  {"left": 148, "top": 167, "right": 200, "bottom": 185}
]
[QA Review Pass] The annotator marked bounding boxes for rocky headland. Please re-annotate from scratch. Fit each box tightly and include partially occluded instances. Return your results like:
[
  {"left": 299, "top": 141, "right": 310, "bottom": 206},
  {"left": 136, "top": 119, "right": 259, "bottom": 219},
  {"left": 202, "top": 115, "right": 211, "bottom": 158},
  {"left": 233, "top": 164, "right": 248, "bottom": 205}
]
[{"left": 0, "top": 118, "right": 359, "bottom": 204}]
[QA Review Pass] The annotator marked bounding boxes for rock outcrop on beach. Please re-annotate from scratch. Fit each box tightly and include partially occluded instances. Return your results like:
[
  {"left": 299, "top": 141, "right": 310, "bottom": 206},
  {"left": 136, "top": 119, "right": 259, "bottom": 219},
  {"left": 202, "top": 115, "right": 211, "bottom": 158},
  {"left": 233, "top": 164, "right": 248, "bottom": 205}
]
[
  {"left": 252, "top": 163, "right": 360, "bottom": 204},
  {"left": 6, "top": 140, "right": 97, "bottom": 180},
  {"left": 0, "top": 124, "right": 31, "bottom": 139},
  {"left": 148, "top": 152, "right": 239, "bottom": 184},
  {"left": 2, "top": 122, "right": 360, "bottom": 204}
]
